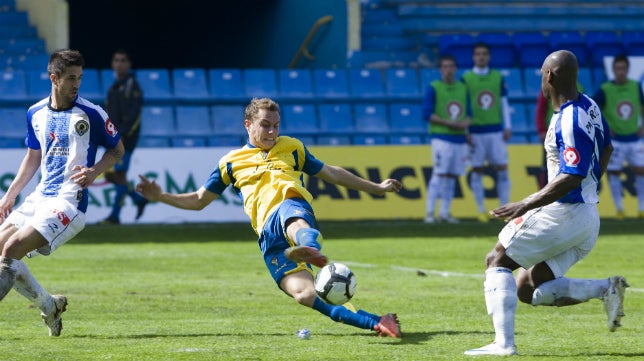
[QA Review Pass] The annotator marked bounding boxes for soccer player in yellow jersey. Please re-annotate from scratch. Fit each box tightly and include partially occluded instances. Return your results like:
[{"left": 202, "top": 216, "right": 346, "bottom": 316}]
[{"left": 136, "top": 98, "right": 402, "bottom": 337}]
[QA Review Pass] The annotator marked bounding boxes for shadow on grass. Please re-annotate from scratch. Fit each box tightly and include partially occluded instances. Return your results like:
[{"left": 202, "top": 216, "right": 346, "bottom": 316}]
[{"left": 74, "top": 219, "right": 644, "bottom": 245}]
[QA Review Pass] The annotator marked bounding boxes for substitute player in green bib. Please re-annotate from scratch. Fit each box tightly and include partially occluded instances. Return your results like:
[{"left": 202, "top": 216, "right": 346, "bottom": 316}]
[
  {"left": 462, "top": 42, "right": 513, "bottom": 222},
  {"left": 423, "top": 55, "right": 472, "bottom": 223},
  {"left": 136, "top": 98, "right": 402, "bottom": 338},
  {"left": 592, "top": 54, "right": 644, "bottom": 219}
]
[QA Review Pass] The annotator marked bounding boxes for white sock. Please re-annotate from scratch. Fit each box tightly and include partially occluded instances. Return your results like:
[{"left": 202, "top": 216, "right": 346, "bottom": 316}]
[
  {"left": 0, "top": 256, "right": 18, "bottom": 301},
  {"left": 496, "top": 169, "right": 511, "bottom": 206},
  {"left": 470, "top": 171, "right": 486, "bottom": 213},
  {"left": 439, "top": 177, "right": 455, "bottom": 217},
  {"left": 484, "top": 267, "right": 516, "bottom": 347},
  {"left": 636, "top": 175, "right": 644, "bottom": 212},
  {"left": 532, "top": 277, "right": 610, "bottom": 306},
  {"left": 608, "top": 174, "right": 623, "bottom": 211},
  {"left": 425, "top": 175, "right": 441, "bottom": 217},
  {"left": 12, "top": 260, "right": 53, "bottom": 313}
]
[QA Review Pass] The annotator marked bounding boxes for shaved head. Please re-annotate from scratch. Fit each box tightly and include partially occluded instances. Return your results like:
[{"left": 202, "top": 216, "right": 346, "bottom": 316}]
[{"left": 541, "top": 50, "right": 579, "bottom": 107}]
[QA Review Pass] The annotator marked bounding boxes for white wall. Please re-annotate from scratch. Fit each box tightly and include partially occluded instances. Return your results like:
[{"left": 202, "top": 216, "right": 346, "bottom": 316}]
[{"left": 16, "top": 0, "right": 68, "bottom": 52}]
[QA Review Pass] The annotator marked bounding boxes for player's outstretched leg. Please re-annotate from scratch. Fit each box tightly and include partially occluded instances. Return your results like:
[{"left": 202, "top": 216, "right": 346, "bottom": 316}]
[
  {"left": 41, "top": 295, "right": 67, "bottom": 337},
  {"left": 603, "top": 276, "right": 629, "bottom": 332},
  {"left": 312, "top": 298, "right": 401, "bottom": 338},
  {"left": 284, "top": 228, "right": 327, "bottom": 268}
]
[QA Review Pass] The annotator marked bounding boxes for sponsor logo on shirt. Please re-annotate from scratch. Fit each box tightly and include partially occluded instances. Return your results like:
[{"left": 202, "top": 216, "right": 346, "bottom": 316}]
[
  {"left": 52, "top": 208, "right": 71, "bottom": 226},
  {"left": 563, "top": 147, "right": 580, "bottom": 166},
  {"left": 105, "top": 118, "right": 118, "bottom": 137}
]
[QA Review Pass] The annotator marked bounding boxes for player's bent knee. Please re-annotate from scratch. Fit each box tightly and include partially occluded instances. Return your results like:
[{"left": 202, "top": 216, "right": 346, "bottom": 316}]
[{"left": 291, "top": 288, "right": 317, "bottom": 307}]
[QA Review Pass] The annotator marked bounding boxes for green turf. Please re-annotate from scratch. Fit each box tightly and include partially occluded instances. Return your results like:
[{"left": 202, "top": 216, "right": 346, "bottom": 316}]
[{"left": 0, "top": 220, "right": 641, "bottom": 360}]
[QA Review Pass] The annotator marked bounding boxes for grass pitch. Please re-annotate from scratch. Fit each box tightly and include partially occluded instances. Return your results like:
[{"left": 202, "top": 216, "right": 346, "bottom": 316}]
[{"left": 0, "top": 220, "right": 641, "bottom": 360}]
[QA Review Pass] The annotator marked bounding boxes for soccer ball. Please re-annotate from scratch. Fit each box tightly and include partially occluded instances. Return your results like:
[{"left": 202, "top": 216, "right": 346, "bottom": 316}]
[{"left": 314, "top": 262, "right": 356, "bottom": 305}]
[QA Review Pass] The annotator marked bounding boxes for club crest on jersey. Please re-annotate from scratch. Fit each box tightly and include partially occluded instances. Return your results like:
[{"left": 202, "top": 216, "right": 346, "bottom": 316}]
[
  {"left": 75, "top": 119, "right": 89, "bottom": 136},
  {"left": 563, "top": 147, "right": 580, "bottom": 166},
  {"left": 617, "top": 101, "right": 633, "bottom": 120},
  {"left": 477, "top": 91, "right": 495, "bottom": 109},
  {"left": 446, "top": 101, "right": 464, "bottom": 120}
]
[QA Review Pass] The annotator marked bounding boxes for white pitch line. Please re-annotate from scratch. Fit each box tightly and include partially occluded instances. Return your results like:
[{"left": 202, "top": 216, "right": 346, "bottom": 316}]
[{"left": 343, "top": 261, "right": 643, "bottom": 292}]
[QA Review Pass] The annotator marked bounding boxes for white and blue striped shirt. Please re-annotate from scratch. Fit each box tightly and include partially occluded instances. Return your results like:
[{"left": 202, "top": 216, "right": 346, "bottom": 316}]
[
  {"left": 26, "top": 96, "right": 121, "bottom": 212},
  {"left": 545, "top": 93, "right": 611, "bottom": 204}
]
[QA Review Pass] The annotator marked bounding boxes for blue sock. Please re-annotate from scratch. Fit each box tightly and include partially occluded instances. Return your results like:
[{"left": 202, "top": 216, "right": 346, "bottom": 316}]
[
  {"left": 128, "top": 189, "right": 146, "bottom": 205},
  {"left": 109, "top": 184, "right": 128, "bottom": 219},
  {"left": 295, "top": 228, "right": 322, "bottom": 250},
  {"left": 312, "top": 297, "right": 378, "bottom": 330}
]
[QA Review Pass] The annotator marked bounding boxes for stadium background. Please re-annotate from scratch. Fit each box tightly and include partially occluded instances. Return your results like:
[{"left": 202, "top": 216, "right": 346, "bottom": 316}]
[{"left": 1, "top": 0, "right": 643, "bottom": 222}]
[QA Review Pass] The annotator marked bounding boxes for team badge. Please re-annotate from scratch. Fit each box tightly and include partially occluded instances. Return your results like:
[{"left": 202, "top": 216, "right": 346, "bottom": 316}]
[
  {"left": 477, "top": 91, "right": 495, "bottom": 110},
  {"left": 563, "top": 147, "right": 580, "bottom": 166},
  {"left": 616, "top": 101, "right": 633, "bottom": 120},
  {"left": 75, "top": 119, "right": 89, "bottom": 136},
  {"left": 446, "top": 101, "right": 463, "bottom": 120}
]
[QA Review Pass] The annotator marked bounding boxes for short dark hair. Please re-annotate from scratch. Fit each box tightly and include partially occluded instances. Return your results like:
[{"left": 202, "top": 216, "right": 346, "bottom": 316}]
[
  {"left": 48, "top": 49, "right": 85, "bottom": 77},
  {"left": 613, "top": 54, "right": 629, "bottom": 67},
  {"left": 113, "top": 48, "right": 132, "bottom": 62},
  {"left": 439, "top": 54, "right": 457, "bottom": 67},
  {"left": 473, "top": 42, "right": 490, "bottom": 53}
]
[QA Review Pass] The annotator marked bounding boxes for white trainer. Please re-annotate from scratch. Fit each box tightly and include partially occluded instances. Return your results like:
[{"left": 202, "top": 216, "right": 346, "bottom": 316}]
[
  {"left": 423, "top": 215, "right": 436, "bottom": 224},
  {"left": 602, "top": 276, "right": 629, "bottom": 332},
  {"left": 465, "top": 343, "right": 517, "bottom": 356},
  {"left": 41, "top": 295, "right": 68, "bottom": 337}
]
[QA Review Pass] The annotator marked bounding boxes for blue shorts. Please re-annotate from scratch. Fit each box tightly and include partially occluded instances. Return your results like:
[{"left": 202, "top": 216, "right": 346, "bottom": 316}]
[
  {"left": 112, "top": 151, "right": 133, "bottom": 172},
  {"left": 260, "top": 198, "right": 318, "bottom": 286}
]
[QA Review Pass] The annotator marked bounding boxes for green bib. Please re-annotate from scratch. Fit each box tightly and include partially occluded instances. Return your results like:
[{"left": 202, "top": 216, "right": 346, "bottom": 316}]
[
  {"left": 429, "top": 80, "right": 469, "bottom": 135},
  {"left": 600, "top": 80, "right": 641, "bottom": 136},
  {"left": 462, "top": 70, "right": 502, "bottom": 126}
]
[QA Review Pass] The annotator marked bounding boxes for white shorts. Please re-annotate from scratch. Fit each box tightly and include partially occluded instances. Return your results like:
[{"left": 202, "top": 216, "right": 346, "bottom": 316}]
[
  {"left": 469, "top": 131, "right": 508, "bottom": 167},
  {"left": 431, "top": 138, "right": 469, "bottom": 176},
  {"left": 498, "top": 202, "right": 599, "bottom": 278},
  {"left": 5, "top": 193, "right": 85, "bottom": 257},
  {"left": 607, "top": 139, "right": 644, "bottom": 171}
]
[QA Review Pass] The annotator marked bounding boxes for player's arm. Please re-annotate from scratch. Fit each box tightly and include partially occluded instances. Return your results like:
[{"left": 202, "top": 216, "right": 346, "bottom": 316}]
[
  {"left": 71, "top": 140, "right": 124, "bottom": 188},
  {"left": 490, "top": 173, "right": 582, "bottom": 221},
  {"left": 314, "top": 164, "right": 401, "bottom": 196},
  {"left": 136, "top": 175, "right": 218, "bottom": 210},
  {"left": 0, "top": 148, "right": 41, "bottom": 219}
]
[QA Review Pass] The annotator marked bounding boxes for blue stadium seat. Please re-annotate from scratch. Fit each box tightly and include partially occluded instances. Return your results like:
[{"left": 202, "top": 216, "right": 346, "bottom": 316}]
[
  {"left": 207, "top": 135, "right": 245, "bottom": 147},
  {"left": 0, "top": 107, "right": 27, "bottom": 137},
  {"left": 0, "top": 138, "right": 24, "bottom": 148},
  {"left": 0, "top": 38, "right": 45, "bottom": 55},
  {"left": 318, "top": 104, "right": 353, "bottom": 133},
  {"left": 549, "top": 31, "right": 589, "bottom": 66},
  {"left": 80, "top": 68, "right": 103, "bottom": 102},
  {"left": 354, "top": 103, "right": 389, "bottom": 133},
  {"left": 136, "top": 69, "right": 173, "bottom": 101},
  {"left": 313, "top": 69, "right": 349, "bottom": 99},
  {"left": 317, "top": 135, "right": 351, "bottom": 146},
  {"left": 138, "top": 137, "right": 170, "bottom": 148},
  {"left": 419, "top": 68, "right": 441, "bottom": 89},
  {"left": 10, "top": 54, "right": 49, "bottom": 70},
  {"left": 172, "top": 68, "right": 209, "bottom": 100},
  {"left": 296, "top": 135, "right": 316, "bottom": 145},
  {"left": 175, "top": 106, "right": 212, "bottom": 136},
  {"left": 513, "top": 32, "right": 550, "bottom": 68},
  {"left": 621, "top": 31, "right": 644, "bottom": 56},
  {"left": 362, "top": 36, "right": 418, "bottom": 52},
  {"left": 281, "top": 104, "right": 318, "bottom": 135},
  {"left": 140, "top": 106, "right": 174, "bottom": 136},
  {"left": 208, "top": 69, "right": 245, "bottom": 100},
  {"left": 0, "top": 69, "right": 26, "bottom": 100},
  {"left": 389, "top": 135, "right": 423, "bottom": 145},
  {"left": 278, "top": 69, "right": 314, "bottom": 100},
  {"left": 592, "top": 67, "right": 606, "bottom": 88},
  {"left": 244, "top": 69, "right": 277, "bottom": 98},
  {"left": 438, "top": 33, "right": 476, "bottom": 68},
  {"left": 100, "top": 69, "right": 115, "bottom": 94},
  {"left": 170, "top": 136, "right": 207, "bottom": 148},
  {"left": 352, "top": 134, "right": 388, "bottom": 145},
  {"left": 585, "top": 31, "right": 624, "bottom": 68},
  {"left": 577, "top": 68, "right": 594, "bottom": 95},
  {"left": 385, "top": 68, "right": 420, "bottom": 99},
  {"left": 348, "top": 69, "right": 385, "bottom": 99},
  {"left": 522, "top": 67, "right": 542, "bottom": 98},
  {"left": 25, "top": 69, "right": 50, "bottom": 99},
  {"left": 211, "top": 105, "right": 246, "bottom": 135},
  {"left": 500, "top": 68, "right": 525, "bottom": 98},
  {"left": 389, "top": 103, "right": 424, "bottom": 133},
  {"left": 477, "top": 33, "right": 516, "bottom": 68},
  {"left": 509, "top": 103, "right": 530, "bottom": 133}
]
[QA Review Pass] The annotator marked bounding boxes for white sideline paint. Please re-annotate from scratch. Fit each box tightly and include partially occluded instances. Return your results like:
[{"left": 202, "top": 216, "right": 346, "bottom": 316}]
[{"left": 343, "top": 261, "right": 643, "bottom": 292}]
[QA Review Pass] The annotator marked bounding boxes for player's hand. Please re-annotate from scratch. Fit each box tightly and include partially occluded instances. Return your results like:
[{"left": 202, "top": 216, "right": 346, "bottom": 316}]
[
  {"left": 136, "top": 175, "right": 162, "bottom": 201},
  {"left": 70, "top": 165, "right": 98, "bottom": 189},
  {"left": 375, "top": 179, "right": 402, "bottom": 195},
  {"left": 0, "top": 196, "right": 16, "bottom": 221},
  {"left": 490, "top": 200, "right": 528, "bottom": 222}
]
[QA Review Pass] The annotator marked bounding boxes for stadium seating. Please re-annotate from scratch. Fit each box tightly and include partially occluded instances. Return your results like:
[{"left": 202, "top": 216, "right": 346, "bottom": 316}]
[
  {"left": 317, "top": 135, "right": 351, "bottom": 146},
  {"left": 354, "top": 103, "right": 389, "bottom": 133},
  {"left": 25, "top": 68, "right": 50, "bottom": 100},
  {"left": 438, "top": 33, "right": 476, "bottom": 68},
  {"left": 513, "top": 32, "right": 550, "bottom": 68},
  {"left": 384, "top": 68, "right": 420, "bottom": 99},
  {"left": 0, "top": 106, "right": 27, "bottom": 138},
  {"left": 549, "top": 31, "right": 589, "bottom": 67},
  {"left": 389, "top": 103, "right": 425, "bottom": 134},
  {"left": 500, "top": 68, "right": 525, "bottom": 99},
  {"left": 278, "top": 69, "right": 314, "bottom": 100},
  {"left": 211, "top": 105, "right": 246, "bottom": 135},
  {"left": 244, "top": 69, "right": 278, "bottom": 98},
  {"left": 621, "top": 31, "right": 644, "bottom": 56},
  {"left": 140, "top": 106, "right": 174, "bottom": 137},
  {"left": 170, "top": 136, "right": 207, "bottom": 148},
  {"left": 318, "top": 103, "right": 353, "bottom": 133},
  {"left": 0, "top": 69, "right": 26, "bottom": 100},
  {"left": 280, "top": 104, "right": 318, "bottom": 135},
  {"left": 172, "top": 68, "right": 209, "bottom": 101},
  {"left": 585, "top": 31, "right": 625, "bottom": 68},
  {"left": 348, "top": 68, "right": 385, "bottom": 99},
  {"left": 136, "top": 69, "right": 173, "bottom": 101},
  {"left": 208, "top": 68, "right": 246, "bottom": 101},
  {"left": 313, "top": 69, "right": 349, "bottom": 99},
  {"left": 80, "top": 68, "right": 103, "bottom": 102},
  {"left": 175, "top": 106, "right": 212, "bottom": 136},
  {"left": 522, "top": 67, "right": 543, "bottom": 98},
  {"left": 476, "top": 33, "right": 516, "bottom": 68},
  {"left": 352, "top": 134, "right": 388, "bottom": 145}
]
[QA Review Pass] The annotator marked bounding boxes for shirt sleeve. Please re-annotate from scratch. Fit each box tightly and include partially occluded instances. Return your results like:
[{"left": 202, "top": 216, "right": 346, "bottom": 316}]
[
  {"left": 302, "top": 145, "right": 324, "bottom": 175},
  {"left": 558, "top": 111, "right": 593, "bottom": 177},
  {"left": 422, "top": 85, "right": 437, "bottom": 121},
  {"left": 203, "top": 161, "right": 229, "bottom": 195}
]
